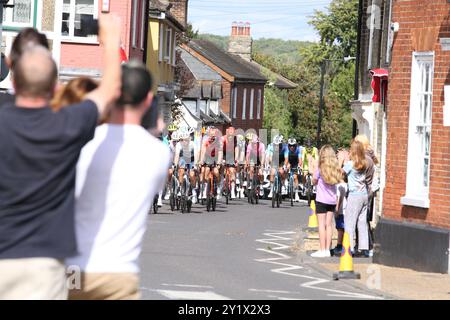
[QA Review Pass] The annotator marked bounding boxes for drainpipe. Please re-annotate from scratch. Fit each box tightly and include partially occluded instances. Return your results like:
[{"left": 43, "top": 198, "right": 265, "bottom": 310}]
[{"left": 352, "top": 0, "right": 364, "bottom": 138}]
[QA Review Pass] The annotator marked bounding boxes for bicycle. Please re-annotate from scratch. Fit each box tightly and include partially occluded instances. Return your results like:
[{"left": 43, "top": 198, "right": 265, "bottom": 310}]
[
  {"left": 205, "top": 164, "right": 218, "bottom": 212},
  {"left": 247, "top": 164, "right": 260, "bottom": 205},
  {"left": 179, "top": 167, "right": 193, "bottom": 214},
  {"left": 304, "top": 170, "right": 314, "bottom": 206},
  {"left": 223, "top": 165, "right": 233, "bottom": 205},
  {"left": 271, "top": 168, "right": 282, "bottom": 208},
  {"left": 287, "top": 167, "right": 295, "bottom": 207},
  {"left": 169, "top": 166, "right": 180, "bottom": 212}
]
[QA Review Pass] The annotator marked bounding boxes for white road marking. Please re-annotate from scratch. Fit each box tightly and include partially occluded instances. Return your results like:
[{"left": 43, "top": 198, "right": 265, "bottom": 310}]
[
  {"left": 156, "top": 289, "right": 230, "bottom": 300},
  {"left": 255, "top": 230, "right": 384, "bottom": 300},
  {"left": 161, "top": 283, "right": 214, "bottom": 289},
  {"left": 267, "top": 295, "right": 309, "bottom": 300}
]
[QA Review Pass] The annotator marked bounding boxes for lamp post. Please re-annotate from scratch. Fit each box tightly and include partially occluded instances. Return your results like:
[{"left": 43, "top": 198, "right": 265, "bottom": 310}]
[{"left": 316, "top": 56, "right": 356, "bottom": 147}]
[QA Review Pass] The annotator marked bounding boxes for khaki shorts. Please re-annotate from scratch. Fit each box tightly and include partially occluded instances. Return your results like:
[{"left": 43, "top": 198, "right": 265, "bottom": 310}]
[
  {"left": 69, "top": 272, "right": 140, "bottom": 300},
  {"left": 0, "top": 258, "right": 67, "bottom": 300}
]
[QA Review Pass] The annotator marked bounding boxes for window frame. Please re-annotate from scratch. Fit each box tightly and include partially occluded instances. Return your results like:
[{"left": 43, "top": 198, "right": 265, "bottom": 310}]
[
  {"left": 232, "top": 87, "right": 237, "bottom": 119},
  {"left": 401, "top": 51, "right": 434, "bottom": 209},
  {"left": 2, "top": 0, "right": 35, "bottom": 28},
  {"left": 61, "top": 0, "right": 99, "bottom": 44},
  {"left": 140, "top": 0, "right": 146, "bottom": 50},
  {"left": 242, "top": 88, "right": 247, "bottom": 120},
  {"left": 158, "top": 23, "right": 164, "bottom": 62},
  {"left": 249, "top": 88, "right": 255, "bottom": 120},
  {"left": 256, "top": 89, "right": 262, "bottom": 119},
  {"left": 164, "top": 27, "right": 172, "bottom": 62},
  {"left": 131, "top": 0, "right": 138, "bottom": 48}
]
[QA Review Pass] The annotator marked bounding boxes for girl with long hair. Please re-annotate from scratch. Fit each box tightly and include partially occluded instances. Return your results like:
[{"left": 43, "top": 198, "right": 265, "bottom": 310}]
[
  {"left": 339, "top": 140, "right": 370, "bottom": 256},
  {"left": 310, "top": 145, "right": 342, "bottom": 258}
]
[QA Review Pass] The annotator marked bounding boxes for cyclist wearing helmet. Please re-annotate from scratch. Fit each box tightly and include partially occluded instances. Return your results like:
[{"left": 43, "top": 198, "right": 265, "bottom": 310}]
[
  {"left": 235, "top": 133, "right": 246, "bottom": 198},
  {"left": 245, "top": 132, "right": 266, "bottom": 194},
  {"left": 300, "top": 138, "right": 319, "bottom": 177},
  {"left": 221, "top": 127, "right": 238, "bottom": 199},
  {"left": 199, "top": 126, "right": 223, "bottom": 200},
  {"left": 285, "top": 138, "right": 302, "bottom": 202},
  {"left": 173, "top": 129, "right": 198, "bottom": 203},
  {"left": 267, "top": 135, "right": 287, "bottom": 199},
  {"left": 164, "top": 131, "right": 180, "bottom": 200}
]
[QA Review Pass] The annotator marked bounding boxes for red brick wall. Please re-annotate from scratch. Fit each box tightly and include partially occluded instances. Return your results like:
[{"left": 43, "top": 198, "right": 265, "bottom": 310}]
[
  {"left": 383, "top": 0, "right": 450, "bottom": 229},
  {"left": 169, "top": 0, "right": 188, "bottom": 27},
  {"left": 221, "top": 80, "right": 231, "bottom": 115},
  {"left": 60, "top": 0, "right": 144, "bottom": 69}
]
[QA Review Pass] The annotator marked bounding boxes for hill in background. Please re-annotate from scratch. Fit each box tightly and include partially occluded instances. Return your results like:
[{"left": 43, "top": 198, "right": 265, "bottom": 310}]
[{"left": 197, "top": 33, "right": 313, "bottom": 65}]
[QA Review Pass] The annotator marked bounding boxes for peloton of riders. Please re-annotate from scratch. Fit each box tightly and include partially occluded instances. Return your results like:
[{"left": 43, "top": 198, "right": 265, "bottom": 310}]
[{"left": 160, "top": 126, "right": 319, "bottom": 209}]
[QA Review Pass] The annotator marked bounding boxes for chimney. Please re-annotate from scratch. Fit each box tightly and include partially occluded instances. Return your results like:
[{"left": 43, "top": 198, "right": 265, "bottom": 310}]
[
  {"left": 168, "top": 0, "right": 189, "bottom": 28},
  {"left": 228, "top": 21, "right": 252, "bottom": 61}
]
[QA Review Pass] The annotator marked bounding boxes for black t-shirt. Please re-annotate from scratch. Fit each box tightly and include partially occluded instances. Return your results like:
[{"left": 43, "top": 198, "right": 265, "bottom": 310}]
[
  {"left": 0, "top": 100, "right": 98, "bottom": 259},
  {"left": 0, "top": 92, "right": 15, "bottom": 108}
]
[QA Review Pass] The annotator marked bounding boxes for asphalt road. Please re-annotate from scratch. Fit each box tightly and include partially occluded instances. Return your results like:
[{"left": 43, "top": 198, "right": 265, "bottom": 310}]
[{"left": 139, "top": 197, "right": 390, "bottom": 300}]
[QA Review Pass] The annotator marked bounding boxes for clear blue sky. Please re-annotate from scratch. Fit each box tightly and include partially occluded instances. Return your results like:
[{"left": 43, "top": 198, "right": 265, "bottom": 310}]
[{"left": 188, "top": 0, "right": 333, "bottom": 41}]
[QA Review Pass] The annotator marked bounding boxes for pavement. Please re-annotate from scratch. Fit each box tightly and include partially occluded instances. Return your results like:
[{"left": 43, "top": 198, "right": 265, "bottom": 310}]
[
  {"left": 296, "top": 218, "right": 450, "bottom": 300},
  {"left": 138, "top": 197, "right": 392, "bottom": 300}
]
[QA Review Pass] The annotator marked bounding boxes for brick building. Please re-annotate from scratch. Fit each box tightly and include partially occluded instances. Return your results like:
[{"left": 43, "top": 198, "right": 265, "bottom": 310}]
[
  {"left": 181, "top": 38, "right": 267, "bottom": 133},
  {"left": 374, "top": 0, "right": 450, "bottom": 274},
  {"left": 0, "top": 0, "right": 148, "bottom": 86},
  {"left": 59, "top": 0, "right": 148, "bottom": 80},
  {"left": 179, "top": 23, "right": 296, "bottom": 134},
  {"left": 352, "top": 0, "right": 392, "bottom": 228}
]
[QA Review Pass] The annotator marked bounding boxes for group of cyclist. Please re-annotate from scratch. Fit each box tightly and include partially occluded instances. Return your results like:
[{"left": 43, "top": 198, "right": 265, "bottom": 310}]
[{"left": 158, "top": 126, "right": 319, "bottom": 212}]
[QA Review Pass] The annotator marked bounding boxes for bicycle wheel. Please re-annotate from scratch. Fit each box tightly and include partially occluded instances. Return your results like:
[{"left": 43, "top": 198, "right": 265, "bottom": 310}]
[
  {"left": 271, "top": 180, "right": 276, "bottom": 208},
  {"left": 206, "top": 178, "right": 212, "bottom": 212},
  {"left": 187, "top": 199, "right": 192, "bottom": 213},
  {"left": 153, "top": 197, "right": 158, "bottom": 214},
  {"left": 225, "top": 174, "right": 230, "bottom": 205},
  {"left": 306, "top": 176, "right": 312, "bottom": 206},
  {"left": 289, "top": 177, "right": 294, "bottom": 207}
]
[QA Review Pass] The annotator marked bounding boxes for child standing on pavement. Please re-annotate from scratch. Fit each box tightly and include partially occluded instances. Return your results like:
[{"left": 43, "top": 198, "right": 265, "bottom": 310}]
[{"left": 333, "top": 179, "right": 347, "bottom": 256}]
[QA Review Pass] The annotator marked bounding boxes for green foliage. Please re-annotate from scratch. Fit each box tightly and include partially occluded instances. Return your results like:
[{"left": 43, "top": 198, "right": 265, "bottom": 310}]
[
  {"left": 186, "top": 23, "right": 199, "bottom": 40},
  {"left": 262, "top": 87, "right": 291, "bottom": 138},
  {"left": 256, "top": 0, "right": 358, "bottom": 148}
]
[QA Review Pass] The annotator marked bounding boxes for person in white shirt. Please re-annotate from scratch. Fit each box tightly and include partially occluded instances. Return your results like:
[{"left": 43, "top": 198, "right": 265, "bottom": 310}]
[{"left": 67, "top": 61, "right": 170, "bottom": 300}]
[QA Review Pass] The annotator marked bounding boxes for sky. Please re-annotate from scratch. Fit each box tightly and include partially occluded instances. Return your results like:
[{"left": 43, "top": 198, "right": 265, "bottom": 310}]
[{"left": 188, "top": 0, "right": 333, "bottom": 41}]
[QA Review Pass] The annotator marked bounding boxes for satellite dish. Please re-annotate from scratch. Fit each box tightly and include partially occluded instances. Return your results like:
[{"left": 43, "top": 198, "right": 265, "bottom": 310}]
[{"left": 0, "top": 53, "right": 9, "bottom": 82}]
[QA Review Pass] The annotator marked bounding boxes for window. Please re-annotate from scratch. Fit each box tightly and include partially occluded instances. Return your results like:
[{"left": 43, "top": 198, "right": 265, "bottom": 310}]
[
  {"left": 401, "top": 52, "right": 434, "bottom": 208},
  {"left": 199, "top": 100, "right": 207, "bottom": 114},
  {"left": 131, "top": 0, "right": 138, "bottom": 48},
  {"left": 232, "top": 87, "right": 237, "bottom": 119},
  {"left": 2, "top": 0, "right": 33, "bottom": 26},
  {"left": 165, "top": 27, "right": 172, "bottom": 61},
  {"left": 256, "top": 89, "right": 262, "bottom": 119},
  {"left": 62, "top": 0, "right": 98, "bottom": 40},
  {"left": 140, "top": 0, "right": 146, "bottom": 50},
  {"left": 242, "top": 88, "right": 247, "bottom": 120},
  {"left": 249, "top": 89, "right": 254, "bottom": 120},
  {"left": 210, "top": 100, "right": 219, "bottom": 115},
  {"left": 172, "top": 32, "right": 177, "bottom": 66},
  {"left": 159, "top": 23, "right": 164, "bottom": 62}
]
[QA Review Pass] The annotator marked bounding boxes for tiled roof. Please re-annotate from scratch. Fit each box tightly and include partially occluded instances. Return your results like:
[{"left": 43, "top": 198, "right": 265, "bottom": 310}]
[
  {"left": 179, "top": 47, "right": 222, "bottom": 81},
  {"left": 187, "top": 40, "right": 267, "bottom": 82}
]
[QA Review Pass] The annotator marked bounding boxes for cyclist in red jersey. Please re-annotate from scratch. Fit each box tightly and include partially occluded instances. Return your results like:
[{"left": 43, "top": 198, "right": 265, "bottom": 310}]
[
  {"left": 199, "top": 127, "right": 223, "bottom": 200},
  {"left": 221, "top": 127, "right": 238, "bottom": 199},
  {"left": 245, "top": 133, "right": 266, "bottom": 194}
]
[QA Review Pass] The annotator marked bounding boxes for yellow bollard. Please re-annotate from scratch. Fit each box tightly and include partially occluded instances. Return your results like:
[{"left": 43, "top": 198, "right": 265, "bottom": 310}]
[
  {"left": 333, "top": 232, "right": 361, "bottom": 280},
  {"left": 307, "top": 200, "right": 318, "bottom": 228}
]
